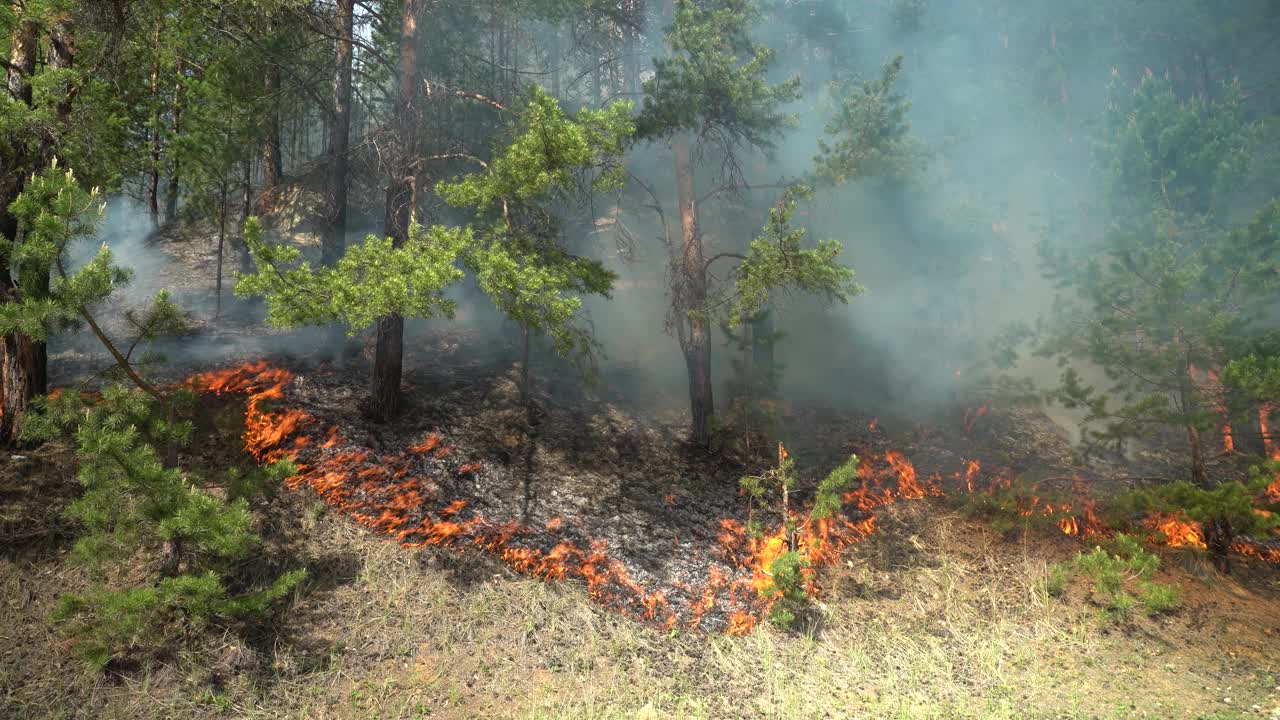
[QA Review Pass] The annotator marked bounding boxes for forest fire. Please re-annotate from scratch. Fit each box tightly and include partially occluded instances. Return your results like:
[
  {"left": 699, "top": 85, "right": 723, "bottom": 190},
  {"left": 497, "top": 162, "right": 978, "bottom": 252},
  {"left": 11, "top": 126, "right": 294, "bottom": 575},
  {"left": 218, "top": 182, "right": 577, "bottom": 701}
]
[
  {"left": 1260, "top": 405, "right": 1280, "bottom": 502},
  {"left": 186, "top": 361, "right": 1280, "bottom": 634},
  {"left": 1145, "top": 513, "right": 1206, "bottom": 549}
]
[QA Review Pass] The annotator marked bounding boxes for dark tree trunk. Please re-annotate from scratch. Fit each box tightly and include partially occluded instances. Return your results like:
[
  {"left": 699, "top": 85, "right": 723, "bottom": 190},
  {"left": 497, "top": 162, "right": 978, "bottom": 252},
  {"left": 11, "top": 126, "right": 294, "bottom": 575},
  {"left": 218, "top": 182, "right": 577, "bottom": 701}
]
[
  {"left": 263, "top": 37, "right": 284, "bottom": 189},
  {"left": 239, "top": 158, "right": 253, "bottom": 275},
  {"left": 321, "top": 0, "right": 354, "bottom": 269},
  {"left": 369, "top": 0, "right": 420, "bottom": 422},
  {"left": 0, "top": 15, "right": 41, "bottom": 445},
  {"left": 216, "top": 181, "right": 227, "bottom": 318},
  {"left": 164, "top": 59, "right": 184, "bottom": 222},
  {"left": 1188, "top": 423, "right": 1209, "bottom": 488},
  {"left": 148, "top": 20, "right": 162, "bottom": 225},
  {"left": 751, "top": 307, "right": 774, "bottom": 388}
]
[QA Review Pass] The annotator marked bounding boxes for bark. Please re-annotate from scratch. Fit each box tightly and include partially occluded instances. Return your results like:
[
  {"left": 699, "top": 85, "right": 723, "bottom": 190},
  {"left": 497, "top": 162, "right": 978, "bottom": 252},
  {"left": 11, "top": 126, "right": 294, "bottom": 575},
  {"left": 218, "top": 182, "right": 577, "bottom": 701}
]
[
  {"left": 240, "top": 158, "right": 253, "bottom": 275},
  {"left": 164, "top": 59, "right": 184, "bottom": 222},
  {"left": 751, "top": 307, "right": 774, "bottom": 389},
  {"left": 216, "top": 182, "right": 227, "bottom": 318},
  {"left": 0, "top": 15, "right": 40, "bottom": 445},
  {"left": 147, "top": 20, "right": 162, "bottom": 225},
  {"left": 549, "top": 25, "right": 561, "bottom": 98},
  {"left": 1188, "top": 423, "right": 1208, "bottom": 488},
  {"left": 321, "top": 0, "right": 354, "bottom": 269},
  {"left": 263, "top": 26, "right": 284, "bottom": 189},
  {"left": 674, "top": 136, "right": 712, "bottom": 445},
  {"left": 369, "top": 0, "right": 420, "bottom": 421}
]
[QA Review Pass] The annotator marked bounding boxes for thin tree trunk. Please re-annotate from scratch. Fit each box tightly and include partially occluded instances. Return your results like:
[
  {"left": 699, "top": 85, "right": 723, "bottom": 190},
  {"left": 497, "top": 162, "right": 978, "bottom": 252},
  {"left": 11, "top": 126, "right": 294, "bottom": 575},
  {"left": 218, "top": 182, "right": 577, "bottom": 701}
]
[
  {"left": 1181, "top": 362, "right": 1210, "bottom": 489},
  {"left": 370, "top": 0, "right": 420, "bottom": 421},
  {"left": 240, "top": 158, "right": 253, "bottom": 275},
  {"left": 164, "top": 58, "right": 184, "bottom": 222},
  {"left": 321, "top": 0, "right": 354, "bottom": 269},
  {"left": 147, "top": 21, "right": 162, "bottom": 225},
  {"left": 550, "top": 25, "right": 561, "bottom": 98},
  {"left": 216, "top": 181, "right": 226, "bottom": 318},
  {"left": 1, "top": 14, "right": 41, "bottom": 445},
  {"left": 520, "top": 322, "right": 531, "bottom": 410},
  {"left": 263, "top": 24, "right": 284, "bottom": 189}
]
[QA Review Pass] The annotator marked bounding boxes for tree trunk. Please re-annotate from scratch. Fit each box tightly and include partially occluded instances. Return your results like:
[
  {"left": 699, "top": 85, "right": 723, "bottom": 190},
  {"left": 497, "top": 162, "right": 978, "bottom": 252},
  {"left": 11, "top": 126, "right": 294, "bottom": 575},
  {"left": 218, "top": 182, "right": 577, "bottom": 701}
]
[
  {"left": 369, "top": 0, "right": 420, "bottom": 422},
  {"left": 751, "top": 307, "right": 774, "bottom": 389},
  {"left": 0, "top": 14, "right": 41, "bottom": 445},
  {"left": 1203, "top": 516, "right": 1232, "bottom": 573},
  {"left": 1187, "top": 423, "right": 1209, "bottom": 488},
  {"left": 321, "top": 0, "right": 353, "bottom": 269},
  {"left": 263, "top": 31, "right": 284, "bottom": 189},
  {"left": 240, "top": 158, "right": 253, "bottom": 275},
  {"left": 147, "top": 19, "right": 162, "bottom": 225},
  {"left": 674, "top": 136, "right": 712, "bottom": 445},
  {"left": 549, "top": 25, "right": 561, "bottom": 98},
  {"left": 164, "top": 58, "right": 184, "bottom": 222},
  {"left": 216, "top": 181, "right": 226, "bottom": 318}
]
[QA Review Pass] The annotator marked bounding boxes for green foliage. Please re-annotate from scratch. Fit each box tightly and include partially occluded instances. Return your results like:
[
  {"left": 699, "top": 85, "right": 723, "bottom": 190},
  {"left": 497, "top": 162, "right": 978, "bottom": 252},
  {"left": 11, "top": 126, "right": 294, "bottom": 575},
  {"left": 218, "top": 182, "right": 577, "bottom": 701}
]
[
  {"left": 436, "top": 86, "right": 633, "bottom": 210},
  {"left": 1056, "top": 535, "right": 1179, "bottom": 621},
  {"left": 0, "top": 164, "right": 111, "bottom": 338},
  {"left": 24, "top": 386, "right": 303, "bottom": 668},
  {"left": 1106, "top": 470, "right": 1280, "bottom": 541},
  {"left": 1042, "top": 562, "right": 1073, "bottom": 598},
  {"left": 763, "top": 550, "right": 806, "bottom": 628},
  {"left": 954, "top": 475, "right": 1073, "bottom": 536},
  {"left": 1138, "top": 581, "right": 1180, "bottom": 613},
  {"left": 728, "top": 186, "right": 862, "bottom": 326},
  {"left": 237, "top": 217, "right": 469, "bottom": 332},
  {"left": 812, "top": 455, "right": 860, "bottom": 521},
  {"left": 636, "top": 0, "right": 801, "bottom": 151},
  {"left": 815, "top": 55, "right": 917, "bottom": 184},
  {"left": 741, "top": 448, "right": 859, "bottom": 627},
  {"left": 1, "top": 165, "right": 188, "bottom": 367},
  {"left": 433, "top": 88, "right": 633, "bottom": 370},
  {"left": 1034, "top": 74, "right": 1280, "bottom": 476},
  {"left": 241, "top": 87, "right": 632, "bottom": 372}
]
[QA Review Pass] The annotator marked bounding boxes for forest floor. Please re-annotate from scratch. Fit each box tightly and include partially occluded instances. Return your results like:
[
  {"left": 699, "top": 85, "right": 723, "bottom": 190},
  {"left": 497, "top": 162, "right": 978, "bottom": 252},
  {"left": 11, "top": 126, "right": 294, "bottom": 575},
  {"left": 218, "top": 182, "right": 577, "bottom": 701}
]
[
  {"left": 2, "top": 341, "right": 1280, "bottom": 719},
  {"left": 3, "top": 200, "right": 1280, "bottom": 719}
]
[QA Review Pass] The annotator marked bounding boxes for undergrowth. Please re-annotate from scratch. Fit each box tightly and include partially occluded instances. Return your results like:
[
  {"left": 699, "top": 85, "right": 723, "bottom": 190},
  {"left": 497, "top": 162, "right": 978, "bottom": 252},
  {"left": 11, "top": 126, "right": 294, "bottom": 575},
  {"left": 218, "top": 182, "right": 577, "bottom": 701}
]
[{"left": 1043, "top": 533, "right": 1181, "bottom": 622}]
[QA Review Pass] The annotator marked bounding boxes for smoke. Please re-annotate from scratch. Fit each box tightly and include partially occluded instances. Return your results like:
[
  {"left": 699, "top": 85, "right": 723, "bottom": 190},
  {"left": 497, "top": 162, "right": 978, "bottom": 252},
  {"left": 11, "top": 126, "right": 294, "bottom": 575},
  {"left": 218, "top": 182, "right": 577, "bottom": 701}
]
[{"left": 52, "top": 1, "right": 1130, "bottom": 438}]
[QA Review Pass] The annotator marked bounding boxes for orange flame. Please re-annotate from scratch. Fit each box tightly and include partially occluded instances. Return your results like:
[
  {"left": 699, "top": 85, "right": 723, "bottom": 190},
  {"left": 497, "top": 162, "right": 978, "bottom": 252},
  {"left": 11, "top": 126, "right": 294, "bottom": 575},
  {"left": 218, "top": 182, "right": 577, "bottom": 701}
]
[
  {"left": 185, "top": 361, "right": 1280, "bottom": 637},
  {"left": 1145, "top": 513, "right": 1206, "bottom": 549}
]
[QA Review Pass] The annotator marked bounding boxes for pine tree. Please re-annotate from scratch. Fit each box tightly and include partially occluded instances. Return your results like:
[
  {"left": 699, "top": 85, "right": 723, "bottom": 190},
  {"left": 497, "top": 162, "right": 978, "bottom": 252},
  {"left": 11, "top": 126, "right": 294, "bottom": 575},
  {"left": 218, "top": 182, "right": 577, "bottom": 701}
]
[
  {"left": 237, "top": 86, "right": 634, "bottom": 413},
  {"left": 1037, "top": 74, "right": 1280, "bottom": 488},
  {"left": 5, "top": 164, "right": 303, "bottom": 669}
]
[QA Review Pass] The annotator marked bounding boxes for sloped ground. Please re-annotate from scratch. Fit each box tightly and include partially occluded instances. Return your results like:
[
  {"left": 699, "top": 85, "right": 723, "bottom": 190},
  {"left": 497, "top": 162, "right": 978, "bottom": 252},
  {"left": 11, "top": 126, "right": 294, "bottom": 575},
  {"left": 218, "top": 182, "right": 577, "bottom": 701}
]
[{"left": 3, "top": 435, "right": 1279, "bottom": 719}]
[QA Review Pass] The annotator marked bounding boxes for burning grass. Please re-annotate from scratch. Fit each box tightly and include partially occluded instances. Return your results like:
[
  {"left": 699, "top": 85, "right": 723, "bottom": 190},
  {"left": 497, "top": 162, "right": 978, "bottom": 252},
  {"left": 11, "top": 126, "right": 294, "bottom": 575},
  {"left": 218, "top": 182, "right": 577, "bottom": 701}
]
[{"left": 182, "top": 361, "right": 1280, "bottom": 639}]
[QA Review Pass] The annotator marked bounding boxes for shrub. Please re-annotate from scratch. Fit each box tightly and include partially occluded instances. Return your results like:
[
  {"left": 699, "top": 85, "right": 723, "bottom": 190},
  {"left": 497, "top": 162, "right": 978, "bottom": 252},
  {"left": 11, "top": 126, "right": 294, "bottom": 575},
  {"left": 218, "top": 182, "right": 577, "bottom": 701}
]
[
  {"left": 24, "top": 386, "right": 304, "bottom": 669},
  {"left": 1106, "top": 469, "right": 1280, "bottom": 570},
  {"left": 740, "top": 445, "right": 860, "bottom": 627},
  {"left": 1058, "top": 534, "right": 1180, "bottom": 620}
]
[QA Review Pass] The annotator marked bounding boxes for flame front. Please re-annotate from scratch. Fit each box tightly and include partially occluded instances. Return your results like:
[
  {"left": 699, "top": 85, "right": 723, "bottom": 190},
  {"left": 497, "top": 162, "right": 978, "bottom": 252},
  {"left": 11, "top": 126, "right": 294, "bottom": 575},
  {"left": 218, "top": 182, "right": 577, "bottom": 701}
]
[{"left": 188, "top": 362, "right": 1280, "bottom": 637}]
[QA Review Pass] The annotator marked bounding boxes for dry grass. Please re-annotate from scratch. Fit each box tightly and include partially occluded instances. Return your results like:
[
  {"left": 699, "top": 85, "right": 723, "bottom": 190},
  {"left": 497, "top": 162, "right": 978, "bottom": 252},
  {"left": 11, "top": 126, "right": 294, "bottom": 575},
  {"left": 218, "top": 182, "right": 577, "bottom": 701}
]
[{"left": 7, "top": 489, "right": 1277, "bottom": 720}]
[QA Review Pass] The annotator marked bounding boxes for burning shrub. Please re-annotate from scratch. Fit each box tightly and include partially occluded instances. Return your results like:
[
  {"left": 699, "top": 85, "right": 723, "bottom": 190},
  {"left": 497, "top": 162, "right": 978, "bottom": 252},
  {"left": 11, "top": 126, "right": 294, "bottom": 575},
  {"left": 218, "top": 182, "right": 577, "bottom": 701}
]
[
  {"left": 24, "top": 387, "right": 305, "bottom": 670},
  {"left": 1105, "top": 468, "right": 1280, "bottom": 571},
  {"left": 954, "top": 474, "right": 1085, "bottom": 537},
  {"left": 739, "top": 444, "right": 860, "bottom": 627}
]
